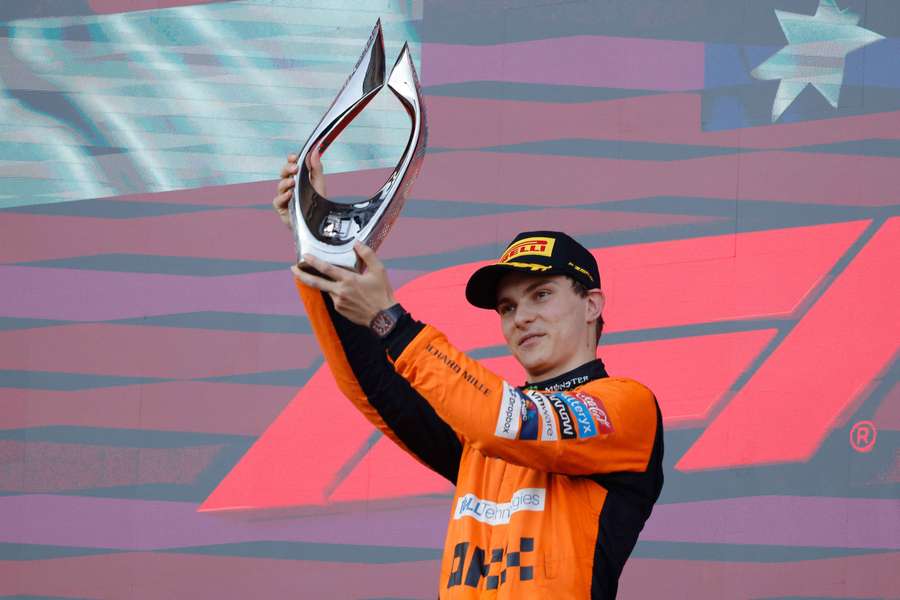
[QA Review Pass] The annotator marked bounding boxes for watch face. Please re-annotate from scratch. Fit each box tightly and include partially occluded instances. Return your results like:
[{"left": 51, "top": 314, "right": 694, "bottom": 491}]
[{"left": 371, "top": 311, "right": 397, "bottom": 337}]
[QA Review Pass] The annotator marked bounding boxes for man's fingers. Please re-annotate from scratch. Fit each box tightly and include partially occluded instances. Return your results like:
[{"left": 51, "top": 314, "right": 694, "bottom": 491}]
[
  {"left": 354, "top": 241, "right": 382, "bottom": 272},
  {"left": 303, "top": 146, "right": 328, "bottom": 197},
  {"left": 308, "top": 146, "right": 323, "bottom": 172},
  {"left": 276, "top": 176, "right": 295, "bottom": 194},
  {"left": 272, "top": 191, "right": 292, "bottom": 211},
  {"left": 291, "top": 264, "right": 338, "bottom": 293},
  {"left": 279, "top": 163, "right": 298, "bottom": 179},
  {"left": 279, "top": 158, "right": 299, "bottom": 179},
  {"left": 302, "top": 253, "right": 348, "bottom": 283},
  {"left": 274, "top": 154, "right": 299, "bottom": 229}
]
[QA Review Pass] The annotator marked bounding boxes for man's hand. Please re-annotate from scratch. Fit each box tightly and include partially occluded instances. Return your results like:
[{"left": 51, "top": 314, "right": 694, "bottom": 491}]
[
  {"left": 272, "top": 148, "right": 327, "bottom": 230},
  {"left": 291, "top": 241, "right": 397, "bottom": 327}
]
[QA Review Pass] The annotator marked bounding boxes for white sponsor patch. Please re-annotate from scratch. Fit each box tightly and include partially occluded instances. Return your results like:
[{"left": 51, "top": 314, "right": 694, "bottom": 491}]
[
  {"left": 494, "top": 381, "right": 523, "bottom": 440},
  {"left": 454, "top": 488, "right": 546, "bottom": 525},
  {"left": 525, "top": 390, "right": 559, "bottom": 441}
]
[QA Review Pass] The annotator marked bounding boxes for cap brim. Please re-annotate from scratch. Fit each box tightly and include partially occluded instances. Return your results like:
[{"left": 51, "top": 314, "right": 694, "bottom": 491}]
[
  {"left": 465, "top": 264, "right": 521, "bottom": 309},
  {"left": 465, "top": 263, "right": 563, "bottom": 309}
]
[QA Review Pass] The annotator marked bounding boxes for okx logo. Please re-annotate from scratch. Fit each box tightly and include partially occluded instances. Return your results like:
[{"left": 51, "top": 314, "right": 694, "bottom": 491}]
[{"left": 447, "top": 537, "right": 535, "bottom": 591}]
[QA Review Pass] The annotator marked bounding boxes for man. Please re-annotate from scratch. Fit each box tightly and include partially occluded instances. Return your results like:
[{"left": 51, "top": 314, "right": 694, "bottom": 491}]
[{"left": 273, "top": 152, "right": 664, "bottom": 599}]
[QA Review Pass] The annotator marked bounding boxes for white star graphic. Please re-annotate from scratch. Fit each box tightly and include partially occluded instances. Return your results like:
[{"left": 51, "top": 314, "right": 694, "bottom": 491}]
[{"left": 751, "top": 0, "right": 884, "bottom": 121}]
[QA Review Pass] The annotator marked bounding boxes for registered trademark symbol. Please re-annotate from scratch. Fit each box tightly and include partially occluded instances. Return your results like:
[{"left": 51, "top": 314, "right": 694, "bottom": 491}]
[{"left": 850, "top": 421, "right": 877, "bottom": 453}]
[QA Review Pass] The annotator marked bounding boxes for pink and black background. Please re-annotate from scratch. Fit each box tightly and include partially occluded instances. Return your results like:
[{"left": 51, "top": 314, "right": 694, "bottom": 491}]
[{"left": 1, "top": 0, "right": 898, "bottom": 598}]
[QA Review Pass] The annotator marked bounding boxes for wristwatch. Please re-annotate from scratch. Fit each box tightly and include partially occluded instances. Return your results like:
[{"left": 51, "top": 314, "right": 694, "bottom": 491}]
[{"left": 369, "top": 303, "right": 407, "bottom": 338}]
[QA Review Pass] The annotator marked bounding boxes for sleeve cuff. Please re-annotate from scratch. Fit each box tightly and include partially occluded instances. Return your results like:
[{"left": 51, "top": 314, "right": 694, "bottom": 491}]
[{"left": 381, "top": 307, "right": 425, "bottom": 361}]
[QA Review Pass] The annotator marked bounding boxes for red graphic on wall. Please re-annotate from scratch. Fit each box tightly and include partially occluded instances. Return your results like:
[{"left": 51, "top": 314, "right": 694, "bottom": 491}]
[{"left": 200, "top": 218, "right": 899, "bottom": 513}]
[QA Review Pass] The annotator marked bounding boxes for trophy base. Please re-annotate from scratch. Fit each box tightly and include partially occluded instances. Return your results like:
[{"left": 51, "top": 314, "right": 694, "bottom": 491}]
[{"left": 296, "top": 249, "right": 361, "bottom": 277}]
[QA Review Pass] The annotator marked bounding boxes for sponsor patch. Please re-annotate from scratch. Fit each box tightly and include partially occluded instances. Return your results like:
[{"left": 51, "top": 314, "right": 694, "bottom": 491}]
[
  {"left": 527, "top": 374, "right": 589, "bottom": 392},
  {"left": 453, "top": 488, "right": 546, "bottom": 525},
  {"left": 525, "top": 390, "right": 559, "bottom": 441},
  {"left": 447, "top": 537, "right": 534, "bottom": 590},
  {"left": 545, "top": 375, "right": 589, "bottom": 392},
  {"left": 519, "top": 394, "right": 540, "bottom": 440},
  {"left": 494, "top": 382, "right": 524, "bottom": 440},
  {"left": 574, "top": 391, "right": 614, "bottom": 433},
  {"left": 499, "top": 237, "right": 556, "bottom": 263},
  {"left": 559, "top": 393, "right": 598, "bottom": 438},
  {"left": 548, "top": 393, "right": 577, "bottom": 439}
]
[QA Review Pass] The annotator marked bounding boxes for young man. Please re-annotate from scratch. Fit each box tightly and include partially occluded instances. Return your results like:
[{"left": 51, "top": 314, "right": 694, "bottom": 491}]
[{"left": 273, "top": 154, "right": 664, "bottom": 599}]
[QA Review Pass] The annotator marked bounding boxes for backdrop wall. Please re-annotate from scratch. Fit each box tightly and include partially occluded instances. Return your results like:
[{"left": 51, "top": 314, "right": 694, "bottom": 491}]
[{"left": 2, "top": 0, "right": 898, "bottom": 598}]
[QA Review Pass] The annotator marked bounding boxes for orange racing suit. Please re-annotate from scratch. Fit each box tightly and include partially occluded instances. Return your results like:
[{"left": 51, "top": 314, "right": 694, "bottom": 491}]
[{"left": 296, "top": 280, "right": 664, "bottom": 599}]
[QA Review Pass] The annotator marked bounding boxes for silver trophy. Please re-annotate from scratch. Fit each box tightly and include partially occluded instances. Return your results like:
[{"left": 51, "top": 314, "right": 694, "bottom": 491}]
[{"left": 290, "top": 20, "right": 427, "bottom": 271}]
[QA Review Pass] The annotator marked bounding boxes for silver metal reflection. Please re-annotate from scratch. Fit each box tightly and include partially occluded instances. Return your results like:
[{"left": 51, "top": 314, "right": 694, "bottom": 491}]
[{"left": 290, "top": 19, "right": 427, "bottom": 271}]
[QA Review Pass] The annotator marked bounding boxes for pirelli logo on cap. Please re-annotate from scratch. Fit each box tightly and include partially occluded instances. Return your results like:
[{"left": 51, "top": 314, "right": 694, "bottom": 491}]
[{"left": 499, "top": 237, "right": 555, "bottom": 264}]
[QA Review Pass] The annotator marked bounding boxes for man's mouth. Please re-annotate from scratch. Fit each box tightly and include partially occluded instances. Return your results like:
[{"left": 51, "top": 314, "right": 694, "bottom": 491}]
[{"left": 519, "top": 333, "right": 544, "bottom": 348}]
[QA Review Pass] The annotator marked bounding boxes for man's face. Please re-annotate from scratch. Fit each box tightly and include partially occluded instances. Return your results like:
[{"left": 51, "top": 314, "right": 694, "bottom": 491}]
[{"left": 495, "top": 272, "right": 599, "bottom": 381}]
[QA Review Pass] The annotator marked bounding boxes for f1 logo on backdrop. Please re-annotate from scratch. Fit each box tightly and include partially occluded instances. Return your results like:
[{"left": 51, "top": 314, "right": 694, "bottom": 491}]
[{"left": 200, "top": 218, "right": 898, "bottom": 513}]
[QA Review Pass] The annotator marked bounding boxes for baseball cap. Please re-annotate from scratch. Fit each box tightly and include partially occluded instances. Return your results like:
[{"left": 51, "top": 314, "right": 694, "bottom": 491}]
[{"left": 465, "top": 231, "right": 601, "bottom": 309}]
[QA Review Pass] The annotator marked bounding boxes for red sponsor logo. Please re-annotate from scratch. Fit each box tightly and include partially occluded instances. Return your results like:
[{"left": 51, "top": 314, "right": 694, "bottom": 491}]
[{"left": 573, "top": 391, "right": 613, "bottom": 433}]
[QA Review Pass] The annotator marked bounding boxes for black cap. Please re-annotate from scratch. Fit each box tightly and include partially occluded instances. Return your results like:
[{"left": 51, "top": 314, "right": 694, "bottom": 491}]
[{"left": 465, "top": 231, "right": 601, "bottom": 309}]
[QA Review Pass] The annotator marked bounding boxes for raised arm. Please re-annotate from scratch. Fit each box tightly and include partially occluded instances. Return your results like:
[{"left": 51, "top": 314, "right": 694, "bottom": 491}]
[
  {"left": 275, "top": 152, "right": 462, "bottom": 483},
  {"left": 296, "top": 282, "right": 463, "bottom": 483},
  {"left": 294, "top": 244, "right": 660, "bottom": 478}
]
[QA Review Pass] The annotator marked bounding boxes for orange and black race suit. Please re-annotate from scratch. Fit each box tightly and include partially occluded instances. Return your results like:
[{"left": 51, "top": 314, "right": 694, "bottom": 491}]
[{"left": 296, "top": 281, "right": 664, "bottom": 599}]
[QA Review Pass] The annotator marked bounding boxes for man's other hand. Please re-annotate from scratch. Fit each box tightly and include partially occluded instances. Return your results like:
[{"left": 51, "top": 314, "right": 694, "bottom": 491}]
[
  {"left": 291, "top": 242, "right": 397, "bottom": 327},
  {"left": 272, "top": 147, "right": 327, "bottom": 230}
]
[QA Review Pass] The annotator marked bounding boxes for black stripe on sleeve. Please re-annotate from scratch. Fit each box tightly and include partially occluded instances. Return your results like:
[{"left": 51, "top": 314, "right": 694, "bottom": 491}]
[
  {"left": 323, "top": 293, "right": 462, "bottom": 483},
  {"left": 589, "top": 401, "right": 665, "bottom": 599},
  {"left": 382, "top": 309, "right": 425, "bottom": 362}
]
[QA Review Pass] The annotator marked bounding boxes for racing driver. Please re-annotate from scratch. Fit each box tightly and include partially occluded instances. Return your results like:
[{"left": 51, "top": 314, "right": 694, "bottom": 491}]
[{"left": 273, "top": 151, "right": 664, "bottom": 599}]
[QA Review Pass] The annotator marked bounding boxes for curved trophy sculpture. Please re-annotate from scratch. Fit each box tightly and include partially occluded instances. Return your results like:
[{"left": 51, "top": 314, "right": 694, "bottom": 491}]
[{"left": 290, "top": 20, "right": 427, "bottom": 271}]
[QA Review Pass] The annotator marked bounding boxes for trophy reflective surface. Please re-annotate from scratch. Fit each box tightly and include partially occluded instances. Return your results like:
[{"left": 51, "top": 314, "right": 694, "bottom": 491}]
[{"left": 290, "top": 20, "right": 427, "bottom": 271}]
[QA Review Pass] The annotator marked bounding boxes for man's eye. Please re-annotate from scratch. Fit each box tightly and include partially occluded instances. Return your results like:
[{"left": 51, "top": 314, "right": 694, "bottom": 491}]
[
  {"left": 536, "top": 289, "right": 551, "bottom": 299},
  {"left": 498, "top": 305, "right": 513, "bottom": 315}
]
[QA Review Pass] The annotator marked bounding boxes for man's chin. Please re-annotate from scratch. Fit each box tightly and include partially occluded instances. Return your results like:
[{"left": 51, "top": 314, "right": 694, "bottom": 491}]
[{"left": 515, "top": 353, "right": 550, "bottom": 379}]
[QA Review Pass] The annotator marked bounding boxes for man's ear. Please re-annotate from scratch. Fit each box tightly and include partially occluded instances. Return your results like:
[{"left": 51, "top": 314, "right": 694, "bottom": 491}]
[{"left": 585, "top": 288, "right": 604, "bottom": 324}]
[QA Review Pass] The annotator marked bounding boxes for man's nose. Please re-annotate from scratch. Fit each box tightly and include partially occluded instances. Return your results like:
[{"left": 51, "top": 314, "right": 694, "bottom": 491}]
[{"left": 514, "top": 302, "right": 537, "bottom": 327}]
